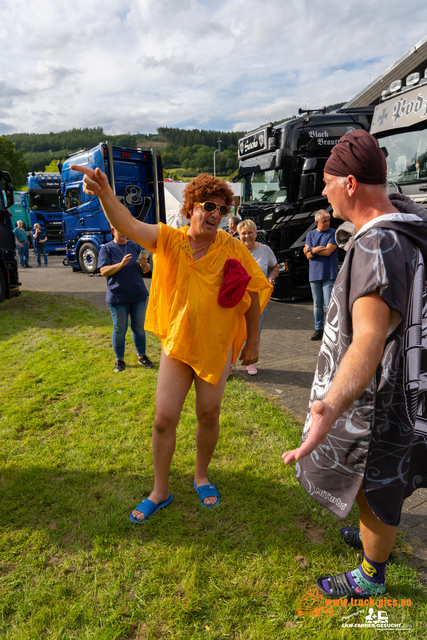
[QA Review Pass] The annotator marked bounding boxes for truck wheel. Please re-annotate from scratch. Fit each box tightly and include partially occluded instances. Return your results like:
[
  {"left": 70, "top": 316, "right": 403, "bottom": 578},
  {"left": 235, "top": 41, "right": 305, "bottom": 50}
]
[
  {"left": 78, "top": 243, "right": 99, "bottom": 274},
  {"left": 0, "top": 270, "right": 6, "bottom": 303}
]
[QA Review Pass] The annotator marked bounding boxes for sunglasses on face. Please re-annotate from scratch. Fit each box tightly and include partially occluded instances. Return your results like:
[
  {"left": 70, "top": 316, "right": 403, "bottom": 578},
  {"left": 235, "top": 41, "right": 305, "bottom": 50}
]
[{"left": 195, "top": 201, "right": 229, "bottom": 217}]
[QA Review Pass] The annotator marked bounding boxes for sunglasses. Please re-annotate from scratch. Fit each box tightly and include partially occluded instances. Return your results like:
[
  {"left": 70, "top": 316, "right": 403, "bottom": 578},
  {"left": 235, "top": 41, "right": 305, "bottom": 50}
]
[{"left": 195, "top": 201, "right": 229, "bottom": 217}]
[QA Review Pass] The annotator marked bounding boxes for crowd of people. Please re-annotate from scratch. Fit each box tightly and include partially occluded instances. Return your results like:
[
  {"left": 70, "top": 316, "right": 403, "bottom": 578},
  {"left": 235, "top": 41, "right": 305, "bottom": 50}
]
[
  {"left": 13, "top": 221, "right": 49, "bottom": 268},
  {"left": 15, "top": 129, "right": 427, "bottom": 600}
]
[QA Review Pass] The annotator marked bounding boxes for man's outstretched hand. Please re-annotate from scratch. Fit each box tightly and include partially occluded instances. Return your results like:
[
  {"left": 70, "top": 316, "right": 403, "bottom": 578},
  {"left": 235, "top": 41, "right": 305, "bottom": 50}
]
[{"left": 282, "top": 400, "right": 334, "bottom": 464}]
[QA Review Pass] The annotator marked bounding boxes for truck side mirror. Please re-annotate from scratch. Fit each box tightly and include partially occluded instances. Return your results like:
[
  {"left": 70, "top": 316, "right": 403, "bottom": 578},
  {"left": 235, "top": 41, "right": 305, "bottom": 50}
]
[
  {"left": 5, "top": 184, "right": 14, "bottom": 208},
  {"left": 58, "top": 190, "right": 65, "bottom": 210}
]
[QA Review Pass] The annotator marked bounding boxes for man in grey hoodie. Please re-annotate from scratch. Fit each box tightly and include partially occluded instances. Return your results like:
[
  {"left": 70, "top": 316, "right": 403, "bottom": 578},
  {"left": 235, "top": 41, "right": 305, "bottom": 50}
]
[{"left": 283, "top": 129, "right": 427, "bottom": 599}]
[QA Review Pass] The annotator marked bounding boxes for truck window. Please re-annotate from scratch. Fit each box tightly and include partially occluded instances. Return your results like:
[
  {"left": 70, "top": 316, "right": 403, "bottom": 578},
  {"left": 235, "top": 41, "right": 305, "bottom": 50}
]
[
  {"left": 378, "top": 128, "right": 427, "bottom": 184},
  {"left": 242, "top": 170, "right": 287, "bottom": 204},
  {"left": 65, "top": 187, "right": 81, "bottom": 210},
  {"left": 29, "top": 192, "right": 61, "bottom": 211}
]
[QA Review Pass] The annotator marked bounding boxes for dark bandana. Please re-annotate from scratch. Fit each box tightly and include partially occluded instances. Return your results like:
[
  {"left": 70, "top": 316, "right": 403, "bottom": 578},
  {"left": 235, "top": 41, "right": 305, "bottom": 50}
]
[{"left": 324, "top": 129, "right": 387, "bottom": 184}]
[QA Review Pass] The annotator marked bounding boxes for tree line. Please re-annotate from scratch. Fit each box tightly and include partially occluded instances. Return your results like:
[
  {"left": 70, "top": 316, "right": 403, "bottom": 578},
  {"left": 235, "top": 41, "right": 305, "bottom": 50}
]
[
  {"left": 2, "top": 103, "right": 346, "bottom": 188},
  {"left": 3, "top": 126, "right": 246, "bottom": 186}
]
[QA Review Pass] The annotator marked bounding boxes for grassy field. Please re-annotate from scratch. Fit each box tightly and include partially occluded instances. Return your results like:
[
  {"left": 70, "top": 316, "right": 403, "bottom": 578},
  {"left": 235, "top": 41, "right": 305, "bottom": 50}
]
[{"left": 0, "top": 292, "right": 425, "bottom": 639}]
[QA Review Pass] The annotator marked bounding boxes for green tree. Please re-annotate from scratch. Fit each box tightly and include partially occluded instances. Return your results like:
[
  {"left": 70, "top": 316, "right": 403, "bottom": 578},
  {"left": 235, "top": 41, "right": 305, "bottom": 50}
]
[
  {"left": 44, "top": 159, "right": 63, "bottom": 173},
  {"left": 0, "top": 136, "right": 29, "bottom": 188}
]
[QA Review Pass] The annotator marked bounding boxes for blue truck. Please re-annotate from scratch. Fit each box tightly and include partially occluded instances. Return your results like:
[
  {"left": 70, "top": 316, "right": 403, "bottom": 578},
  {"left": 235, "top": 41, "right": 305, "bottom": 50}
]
[
  {"left": 59, "top": 142, "right": 166, "bottom": 273},
  {"left": 27, "top": 172, "right": 65, "bottom": 252},
  {"left": 0, "top": 168, "right": 20, "bottom": 303}
]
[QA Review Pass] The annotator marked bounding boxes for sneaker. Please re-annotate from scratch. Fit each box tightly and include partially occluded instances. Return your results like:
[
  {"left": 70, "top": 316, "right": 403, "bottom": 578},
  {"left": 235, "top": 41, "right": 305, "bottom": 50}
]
[
  {"left": 138, "top": 355, "right": 154, "bottom": 368},
  {"left": 114, "top": 359, "right": 125, "bottom": 372},
  {"left": 310, "top": 329, "right": 323, "bottom": 341},
  {"left": 247, "top": 364, "right": 258, "bottom": 375},
  {"left": 228, "top": 366, "right": 233, "bottom": 377}
]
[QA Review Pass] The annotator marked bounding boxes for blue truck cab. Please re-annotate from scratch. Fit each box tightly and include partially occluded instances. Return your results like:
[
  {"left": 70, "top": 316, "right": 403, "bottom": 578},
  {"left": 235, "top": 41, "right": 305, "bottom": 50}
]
[
  {"left": 59, "top": 142, "right": 166, "bottom": 273},
  {"left": 27, "top": 172, "right": 65, "bottom": 252},
  {"left": 0, "top": 169, "right": 20, "bottom": 303}
]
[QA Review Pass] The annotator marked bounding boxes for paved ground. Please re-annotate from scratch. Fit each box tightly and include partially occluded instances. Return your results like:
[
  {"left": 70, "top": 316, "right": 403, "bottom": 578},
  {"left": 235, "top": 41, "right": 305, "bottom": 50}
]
[{"left": 17, "top": 255, "right": 427, "bottom": 578}]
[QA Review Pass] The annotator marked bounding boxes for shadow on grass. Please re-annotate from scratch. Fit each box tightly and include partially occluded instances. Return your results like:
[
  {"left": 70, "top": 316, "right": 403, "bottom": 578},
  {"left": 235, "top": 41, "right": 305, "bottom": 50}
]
[
  {"left": 2, "top": 465, "right": 426, "bottom": 606},
  {"left": 0, "top": 292, "right": 110, "bottom": 340},
  {"left": 1, "top": 464, "right": 328, "bottom": 550}
]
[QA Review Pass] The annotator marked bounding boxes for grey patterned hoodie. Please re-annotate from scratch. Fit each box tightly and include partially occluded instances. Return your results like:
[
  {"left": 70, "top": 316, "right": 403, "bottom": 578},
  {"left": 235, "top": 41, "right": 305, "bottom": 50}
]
[{"left": 296, "top": 193, "right": 427, "bottom": 526}]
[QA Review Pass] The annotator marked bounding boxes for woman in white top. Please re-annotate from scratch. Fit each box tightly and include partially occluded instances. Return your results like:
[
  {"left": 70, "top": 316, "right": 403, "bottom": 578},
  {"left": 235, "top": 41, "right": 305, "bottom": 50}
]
[{"left": 236, "top": 219, "right": 279, "bottom": 375}]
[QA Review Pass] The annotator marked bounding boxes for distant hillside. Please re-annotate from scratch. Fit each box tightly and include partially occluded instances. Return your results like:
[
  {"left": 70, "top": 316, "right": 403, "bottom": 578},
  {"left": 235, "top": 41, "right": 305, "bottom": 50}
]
[
  {"left": 6, "top": 104, "right": 347, "bottom": 176},
  {"left": 5, "top": 126, "right": 244, "bottom": 174}
]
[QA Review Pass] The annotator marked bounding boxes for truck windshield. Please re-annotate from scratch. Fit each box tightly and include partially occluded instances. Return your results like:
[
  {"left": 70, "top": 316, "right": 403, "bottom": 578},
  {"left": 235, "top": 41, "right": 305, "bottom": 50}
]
[
  {"left": 378, "top": 128, "right": 427, "bottom": 185},
  {"left": 242, "top": 170, "right": 287, "bottom": 204},
  {"left": 29, "top": 192, "right": 61, "bottom": 211}
]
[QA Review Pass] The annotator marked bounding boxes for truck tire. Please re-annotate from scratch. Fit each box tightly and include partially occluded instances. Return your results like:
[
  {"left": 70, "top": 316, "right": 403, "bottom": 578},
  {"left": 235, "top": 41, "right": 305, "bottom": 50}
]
[
  {"left": 78, "top": 243, "right": 99, "bottom": 274},
  {"left": 0, "top": 269, "right": 6, "bottom": 303}
]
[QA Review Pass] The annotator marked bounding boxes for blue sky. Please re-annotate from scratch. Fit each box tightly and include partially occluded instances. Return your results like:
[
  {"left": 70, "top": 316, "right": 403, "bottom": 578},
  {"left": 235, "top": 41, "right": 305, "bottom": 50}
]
[{"left": 1, "top": 0, "right": 426, "bottom": 136}]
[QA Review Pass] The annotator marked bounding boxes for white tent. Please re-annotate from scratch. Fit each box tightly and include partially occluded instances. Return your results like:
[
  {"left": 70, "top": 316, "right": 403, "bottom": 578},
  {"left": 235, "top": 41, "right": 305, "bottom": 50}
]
[
  {"left": 164, "top": 182, "right": 186, "bottom": 228},
  {"left": 163, "top": 180, "right": 241, "bottom": 230}
]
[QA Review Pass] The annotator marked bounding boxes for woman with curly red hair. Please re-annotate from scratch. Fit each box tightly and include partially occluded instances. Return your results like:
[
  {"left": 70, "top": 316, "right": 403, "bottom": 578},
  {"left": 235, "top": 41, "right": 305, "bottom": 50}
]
[{"left": 71, "top": 167, "right": 272, "bottom": 523}]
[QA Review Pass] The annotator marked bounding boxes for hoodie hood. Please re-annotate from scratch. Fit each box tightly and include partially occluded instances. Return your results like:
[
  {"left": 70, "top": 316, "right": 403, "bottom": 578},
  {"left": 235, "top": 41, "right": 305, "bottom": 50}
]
[{"left": 335, "top": 193, "right": 427, "bottom": 258}]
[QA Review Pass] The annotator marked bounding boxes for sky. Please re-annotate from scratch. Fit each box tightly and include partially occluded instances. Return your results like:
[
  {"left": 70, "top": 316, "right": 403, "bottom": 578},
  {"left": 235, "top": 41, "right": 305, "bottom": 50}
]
[{"left": 1, "top": 0, "right": 427, "bottom": 137}]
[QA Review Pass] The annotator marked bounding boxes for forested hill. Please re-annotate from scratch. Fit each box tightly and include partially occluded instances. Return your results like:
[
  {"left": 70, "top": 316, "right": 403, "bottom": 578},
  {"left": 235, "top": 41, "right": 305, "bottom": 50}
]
[
  {"left": 6, "top": 126, "right": 245, "bottom": 177},
  {"left": 5, "top": 103, "right": 346, "bottom": 184}
]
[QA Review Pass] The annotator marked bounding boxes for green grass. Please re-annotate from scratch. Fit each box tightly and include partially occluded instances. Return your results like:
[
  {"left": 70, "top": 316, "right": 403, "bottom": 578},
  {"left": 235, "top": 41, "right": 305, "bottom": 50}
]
[{"left": 0, "top": 292, "right": 426, "bottom": 639}]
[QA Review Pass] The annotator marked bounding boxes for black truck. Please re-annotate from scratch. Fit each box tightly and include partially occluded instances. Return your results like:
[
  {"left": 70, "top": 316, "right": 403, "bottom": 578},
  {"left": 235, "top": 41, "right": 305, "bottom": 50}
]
[{"left": 236, "top": 107, "right": 374, "bottom": 300}]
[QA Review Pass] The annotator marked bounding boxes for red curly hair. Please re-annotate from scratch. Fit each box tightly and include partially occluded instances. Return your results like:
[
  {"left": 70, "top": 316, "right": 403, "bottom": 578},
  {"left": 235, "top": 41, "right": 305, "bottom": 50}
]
[{"left": 181, "top": 173, "right": 234, "bottom": 219}]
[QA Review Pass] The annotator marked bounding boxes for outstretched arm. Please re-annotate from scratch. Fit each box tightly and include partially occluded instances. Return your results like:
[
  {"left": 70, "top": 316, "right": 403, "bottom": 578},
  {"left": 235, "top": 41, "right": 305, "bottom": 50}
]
[
  {"left": 70, "top": 165, "right": 159, "bottom": 251},
  {"left": 282, "top": 289, "right": 391, "bottom": 464}
]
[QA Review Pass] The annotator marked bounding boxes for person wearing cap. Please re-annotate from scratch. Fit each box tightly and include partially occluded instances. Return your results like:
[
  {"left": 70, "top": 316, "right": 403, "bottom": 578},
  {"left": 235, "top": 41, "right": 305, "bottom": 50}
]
[
  {"left": 303, "top": 210, "right": 338, "bottom": 341},
  {"left": 69, "top": 167, "right": 272, "bottom": 523},
  {"left": 283, "top": 129, "right": 427, "bottom": 599}
]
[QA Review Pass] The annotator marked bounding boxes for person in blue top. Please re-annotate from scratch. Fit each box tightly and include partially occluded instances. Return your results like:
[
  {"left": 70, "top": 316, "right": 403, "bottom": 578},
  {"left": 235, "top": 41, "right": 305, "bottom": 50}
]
[
  {"left": 97, "top": 227, "right": 154, "bottom": 372},
  {"left": 14, "top": 220, "right": 31, "bottom": 268},
  {"left": 32, "top": 223, "right": 49, "bottom": 267},
  {"left": 304, "top": 210, "right": 338, "bottom": 340}
]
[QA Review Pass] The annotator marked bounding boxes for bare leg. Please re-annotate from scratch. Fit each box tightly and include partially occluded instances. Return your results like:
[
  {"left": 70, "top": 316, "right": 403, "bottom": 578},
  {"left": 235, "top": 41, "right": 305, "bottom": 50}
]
[
  {"left": 193, "top": 349, "right": 232, "bottom": 505},
  {"left": 131, "top": 349, "right": 194, "bottom": 520},
  {"left": 356, "top": 486, "right": 397, "bottom": 563}
]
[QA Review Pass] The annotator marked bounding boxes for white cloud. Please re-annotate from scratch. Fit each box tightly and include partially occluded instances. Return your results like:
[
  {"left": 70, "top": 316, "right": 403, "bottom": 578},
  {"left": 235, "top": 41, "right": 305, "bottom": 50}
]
[{"left": 0, "top": 0, "right": 426, "bottom": 134}]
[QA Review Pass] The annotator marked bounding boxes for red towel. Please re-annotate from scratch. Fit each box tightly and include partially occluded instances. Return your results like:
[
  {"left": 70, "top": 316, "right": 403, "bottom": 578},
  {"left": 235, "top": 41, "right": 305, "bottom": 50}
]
[{"left": 218, "top": 258, "right": 251, "bottom": 308}]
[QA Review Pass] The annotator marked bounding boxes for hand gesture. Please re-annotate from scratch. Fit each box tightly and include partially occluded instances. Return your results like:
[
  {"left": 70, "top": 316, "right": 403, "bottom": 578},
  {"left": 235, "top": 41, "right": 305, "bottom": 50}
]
[
  {"left": 121, "top": 253, "right": 133, "bottom": 267},
  {"left": 70, "top": 165, "right": 110, "bottom": 198},
  {"left": 282, "top": 400, "right": 333, "bottom": 464}
]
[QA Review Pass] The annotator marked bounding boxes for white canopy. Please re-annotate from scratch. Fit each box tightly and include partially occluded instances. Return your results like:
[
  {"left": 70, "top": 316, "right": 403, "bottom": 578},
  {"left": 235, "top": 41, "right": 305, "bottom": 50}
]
[{"left": 163, "top": 181, "right": 241, "bottom": 229}]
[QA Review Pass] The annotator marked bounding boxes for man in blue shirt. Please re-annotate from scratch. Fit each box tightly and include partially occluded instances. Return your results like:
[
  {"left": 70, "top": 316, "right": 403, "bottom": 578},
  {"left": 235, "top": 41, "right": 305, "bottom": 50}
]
[
  {"left": 304, "top": 210, "right": 338, "bottom": 340},
  {"left": 13, "top": 220, "right": 31, "bottom": 268}
]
